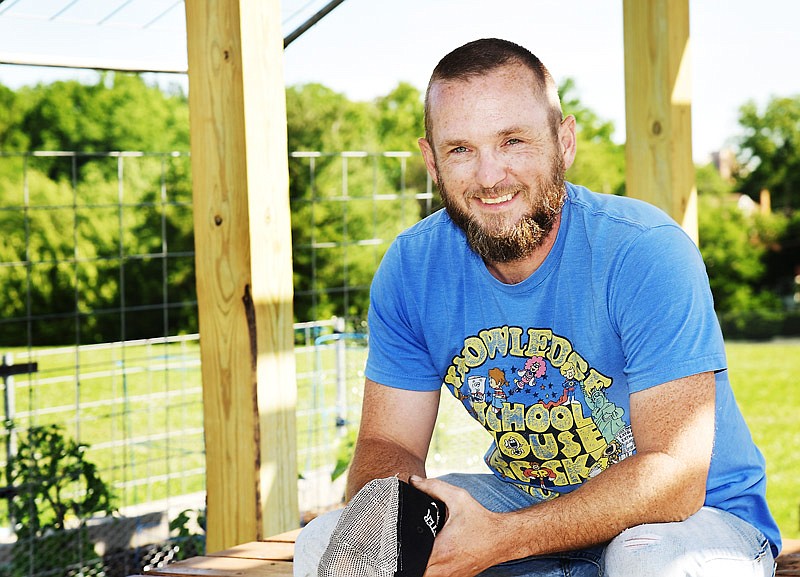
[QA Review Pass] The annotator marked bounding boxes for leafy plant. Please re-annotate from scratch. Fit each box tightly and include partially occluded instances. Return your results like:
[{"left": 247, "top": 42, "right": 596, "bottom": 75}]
[
  {"left": 169, "top": 508, "right": 206, "bottom": 561},
  {"left": 5, "top": 424, "right": 116, "bottom": 577}
]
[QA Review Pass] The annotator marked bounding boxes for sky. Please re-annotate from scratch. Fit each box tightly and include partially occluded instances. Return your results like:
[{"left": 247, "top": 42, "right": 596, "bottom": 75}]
[{"left": 1, "top": 0, "right": 799, "bottom": 163}]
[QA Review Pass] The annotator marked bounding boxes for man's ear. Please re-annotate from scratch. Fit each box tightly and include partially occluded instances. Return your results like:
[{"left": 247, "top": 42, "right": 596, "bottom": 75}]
[
  {"left": 559, "top": 115, "right": 578, "bottom": 172},
  {"left": 418, "top": 137, "right": 439, "bottom": 184}
]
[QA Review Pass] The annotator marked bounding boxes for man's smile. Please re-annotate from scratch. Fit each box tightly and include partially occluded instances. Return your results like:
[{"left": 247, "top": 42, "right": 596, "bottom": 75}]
[{"left": 478, "top": 192, "right": 516, "bottom": 205}]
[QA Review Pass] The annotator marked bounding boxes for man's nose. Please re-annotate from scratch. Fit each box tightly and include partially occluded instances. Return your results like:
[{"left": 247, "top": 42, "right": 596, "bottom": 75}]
[{"left": 475, "top": 150, "right": 507, "bottom": 189}]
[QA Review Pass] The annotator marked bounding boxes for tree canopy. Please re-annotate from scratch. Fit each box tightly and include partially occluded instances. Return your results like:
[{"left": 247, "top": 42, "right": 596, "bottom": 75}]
[
  {"left": 0, "top": 72, "right": 797, "bottom": 342},
  {"left": 735, "top": 94, "right": 800, "bottom": 211}
]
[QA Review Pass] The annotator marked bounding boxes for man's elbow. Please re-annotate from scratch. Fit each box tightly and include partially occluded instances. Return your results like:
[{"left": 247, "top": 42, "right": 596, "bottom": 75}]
[{"left": 666, "top": 469, "right": 708, "bottom": 522}]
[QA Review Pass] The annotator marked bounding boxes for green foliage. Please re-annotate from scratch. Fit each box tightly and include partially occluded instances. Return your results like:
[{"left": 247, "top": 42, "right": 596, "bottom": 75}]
[
  {"left": 0, "top": 84, "right": 27, "bottom": 150},
  {"left": 169, "top": 508, "right": 206, "bottom": 561},
  {"left": 375, "top": 82, "right": 425, "bottom": 152},
  {"left": 735, "top": 94, "right": 800, "bottom": 211},
  {"left": 5, "top": 424, "right": 116, "bottom": 577},
  {"left": 0, "top": 154, "right": 196, "bottom": 345},
  {"left": 560, "top": 79, "right": 626, "bottom": 195},
  {"left": 695, "top": 162, "right": 735, "bottom": 197},
  {"left": 286, "top": 83, "right": 432, "bottom": 323},
  {"left": 16, "top": 74, "right": 189, "bottom": 181},
  {"left": 0, "top": 73, "right": 195, "bottom": 346},
  {"left": 696, "top": 156, "right": 800, "bottom": 339},
  {"left": 698, "top": 191, "right": 784, "bottom": 312}
]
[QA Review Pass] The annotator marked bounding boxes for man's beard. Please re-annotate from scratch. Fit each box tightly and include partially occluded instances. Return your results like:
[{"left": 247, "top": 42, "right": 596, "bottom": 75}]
[{"left": 439, "top": 156, "right": 566, "bottom": 263}]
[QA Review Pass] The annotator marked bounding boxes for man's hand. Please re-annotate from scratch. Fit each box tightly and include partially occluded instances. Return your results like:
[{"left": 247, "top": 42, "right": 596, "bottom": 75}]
[{"left": 410, "top": 476, "right": 504, "bottom": 577}]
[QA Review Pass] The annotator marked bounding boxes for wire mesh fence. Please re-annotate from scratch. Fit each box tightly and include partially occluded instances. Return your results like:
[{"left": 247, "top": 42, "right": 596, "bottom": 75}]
[{"left": 0, "top": 150, "right": 489, "bottom": 577}]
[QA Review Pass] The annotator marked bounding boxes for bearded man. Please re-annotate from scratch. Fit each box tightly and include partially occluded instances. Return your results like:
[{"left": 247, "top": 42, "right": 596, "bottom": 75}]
[{"left": 295, "top": 38, "right": 780, "bottom": 577}]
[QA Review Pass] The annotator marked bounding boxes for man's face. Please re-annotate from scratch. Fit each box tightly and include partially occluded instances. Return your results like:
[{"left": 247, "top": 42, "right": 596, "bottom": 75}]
[{"left": 420, "top": 64, "right": 570, "bottom": 263}]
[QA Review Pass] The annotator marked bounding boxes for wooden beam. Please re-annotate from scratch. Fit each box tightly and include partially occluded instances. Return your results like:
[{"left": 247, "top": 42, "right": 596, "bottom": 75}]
[
  {"left": 185, "top": 0, "right": 298, "bottom": 552},
  {"left": 623, "top": 0, "right": 698, "bottom": 243}
]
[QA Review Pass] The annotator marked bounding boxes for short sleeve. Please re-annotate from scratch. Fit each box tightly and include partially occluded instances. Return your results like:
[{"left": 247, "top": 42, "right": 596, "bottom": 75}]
[
  {"left": 610, "top": 225, "right": 727, "bottom": 391},
  {"left": 365, "top": 241, "right": 443, "bottom": 391}
]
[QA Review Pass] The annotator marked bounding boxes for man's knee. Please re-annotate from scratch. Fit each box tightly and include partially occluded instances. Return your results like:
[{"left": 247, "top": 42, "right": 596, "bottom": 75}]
[
  {"left": 602, "top": 513, "right": 775, "bottom": 577},
  {"left": 293, "top": 509, "right": 342, "bottom": 577},
  {"left": 603, "top": 525, "right": 674, "bottom": 576}
]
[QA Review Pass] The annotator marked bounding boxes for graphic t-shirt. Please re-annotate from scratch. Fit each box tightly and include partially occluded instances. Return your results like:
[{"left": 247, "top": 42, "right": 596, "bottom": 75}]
[{"left": 365, "top": 183, "right": 781, "bottom": 556}]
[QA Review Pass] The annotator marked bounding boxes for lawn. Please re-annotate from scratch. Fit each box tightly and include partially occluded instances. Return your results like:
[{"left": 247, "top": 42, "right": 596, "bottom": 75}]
[
  {"left": 727, "top": 339, "right": 800, "bottom": 540},
  {"left": 2, "top": 337, "right": 796, "bottom": 541},
  {"left": 317, "top": 339, "right": 800, "bottom": 541}
]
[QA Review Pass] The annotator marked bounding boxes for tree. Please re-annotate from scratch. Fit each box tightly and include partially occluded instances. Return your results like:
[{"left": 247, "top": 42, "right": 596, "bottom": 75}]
[
  {"left": 286, "top": 83, "right": 429, "bottom": 324},
  {"left": 0, "top": 75, "right": 195, "bottom": 345},
  {"left": 0, "top": 84, "right": 27, "bottom": 150},
  {"left": 560, "top": 79, "right": 626, "bottom": 195},
  {"left": 697, "top": 176, "right": 787, "bottom": 337},
  {"left": 735, "top": 95, "right": 800, "bottom": 211},
  {"left": 18, "top": 73, "right": 189, "bottom": 182}
]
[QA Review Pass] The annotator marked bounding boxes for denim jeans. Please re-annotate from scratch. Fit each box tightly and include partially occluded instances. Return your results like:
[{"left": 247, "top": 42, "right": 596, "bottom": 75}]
[{"left": 294, "top": 473, "right": 776, "bottom": 577}]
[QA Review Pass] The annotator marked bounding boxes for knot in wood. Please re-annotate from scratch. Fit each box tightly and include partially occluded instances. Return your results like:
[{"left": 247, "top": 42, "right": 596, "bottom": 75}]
[{"left": 652, "top": 121, "right": 663, "bottom": 136}]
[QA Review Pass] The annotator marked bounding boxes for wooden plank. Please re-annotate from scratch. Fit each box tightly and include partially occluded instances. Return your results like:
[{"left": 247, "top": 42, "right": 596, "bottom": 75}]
[
  {"left": 778, "top": 539, "right": 800, "bottom": 575},
  {"left": 208, "top": 541, "right": 295, "bottom": 561},
  {"left": 263, "top": 528, "right": 302, "bottom": 543},
  {"left": 623, "top": 0, "right": 698, "bottom": 243},
  {"left": 184, "top": 0, "right": 298, "bottom": 553},
  {"left": 146, "top": 557, "right": 293, "bottom": 577}
]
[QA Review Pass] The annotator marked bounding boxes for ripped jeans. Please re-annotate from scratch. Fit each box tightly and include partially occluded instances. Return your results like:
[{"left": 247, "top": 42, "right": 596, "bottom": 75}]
[{"left": 294, "top": 473, "right": 776, "bottom": 577}]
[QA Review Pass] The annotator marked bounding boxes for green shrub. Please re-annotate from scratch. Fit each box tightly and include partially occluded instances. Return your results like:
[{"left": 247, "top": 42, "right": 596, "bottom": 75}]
[{"left": 5, "top": 425, "right": 116, "bottom": 577}]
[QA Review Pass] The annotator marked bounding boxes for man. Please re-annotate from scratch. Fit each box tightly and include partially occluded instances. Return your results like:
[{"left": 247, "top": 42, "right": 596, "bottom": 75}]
[{"left": 295, "top": 38, "right": 780, "bottom": 577}]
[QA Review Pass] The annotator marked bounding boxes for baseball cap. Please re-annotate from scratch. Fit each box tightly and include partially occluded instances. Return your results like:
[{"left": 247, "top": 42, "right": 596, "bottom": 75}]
[{"left": 317, "top": 476, "right": 447, "bottom": 577}]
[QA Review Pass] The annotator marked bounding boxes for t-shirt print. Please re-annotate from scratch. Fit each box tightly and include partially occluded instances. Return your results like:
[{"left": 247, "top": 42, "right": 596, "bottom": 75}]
[{"left": 443, "top": 325, "right": 636, "bottom": 498}]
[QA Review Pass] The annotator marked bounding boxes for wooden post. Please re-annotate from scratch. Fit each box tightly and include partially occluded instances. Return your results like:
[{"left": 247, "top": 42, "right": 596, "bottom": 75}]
[
  {"left": 623, "top": 0, "right": 698, "bottom": 243},
  {"left": 185, "top": 0, "right": 298, "bottom": 552}
]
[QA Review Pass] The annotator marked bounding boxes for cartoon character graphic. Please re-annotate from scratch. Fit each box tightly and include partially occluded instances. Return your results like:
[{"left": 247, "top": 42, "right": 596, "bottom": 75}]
[
  {"left": 467, "top": 375, "right": 486, "bottom": 404},
  {"left": 586, "top": 387, "right": 626, "bottom": 442},
  {"left": 516, "top": 356, "right": 546, "bottom": 391},
  {"left": 488, "top": 366, "right": 508, "bottom": 415},
  {"left": 559, "top": 361, "right": 579, "bottom": 404},
  {"left": 589, "top": 439, "right": 623, "bottom": 477},
  {"left": 503, "top": 435, "right": 527, "bottom": 458},
  {"left": 523, "top": 462, "right": 557, "bottom": 489}
]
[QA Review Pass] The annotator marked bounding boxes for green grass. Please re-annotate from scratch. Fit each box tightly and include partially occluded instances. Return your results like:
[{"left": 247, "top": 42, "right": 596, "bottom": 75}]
[
  {"left": 333, "top": 340, "right": 800, "bottom": 541},
  {"left": 727, "top": 340, "right": 800, "bottom": 540},
  {"left": 1, "top": 338, "right": 206, "bottom": 514},
  {"left": 2, "top": 337, "right": 797, "bottom": 541}
]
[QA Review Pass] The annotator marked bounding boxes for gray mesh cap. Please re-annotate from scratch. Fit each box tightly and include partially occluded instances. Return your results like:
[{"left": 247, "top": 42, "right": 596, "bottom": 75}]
[{"left": 318, "top": 476, "right": 447, "bottom": 577}]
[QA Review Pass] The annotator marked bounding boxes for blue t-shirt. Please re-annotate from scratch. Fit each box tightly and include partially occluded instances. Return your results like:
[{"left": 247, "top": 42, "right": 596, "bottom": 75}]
[{"left": 366, "top": 183, "right": 781, "bottom": 555}]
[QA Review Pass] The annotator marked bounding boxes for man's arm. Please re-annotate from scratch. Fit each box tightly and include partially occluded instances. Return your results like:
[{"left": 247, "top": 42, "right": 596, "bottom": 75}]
[
  {"left": 345, "top": 377, "right": 441, "bottom": 501},
  {"left": 415, "top": 371, "right": 716, "bottom": 577}
]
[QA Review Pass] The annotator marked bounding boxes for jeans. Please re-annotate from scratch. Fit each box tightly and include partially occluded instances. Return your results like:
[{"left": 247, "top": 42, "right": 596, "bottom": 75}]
[{"left": 294, "top": 473, "right": 776, "bottom": 577}]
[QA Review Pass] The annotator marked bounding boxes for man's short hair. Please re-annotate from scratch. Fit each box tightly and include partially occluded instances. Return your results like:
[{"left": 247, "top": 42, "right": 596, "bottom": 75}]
[{"left": 424, "top": 38, "right": 563, "bottom": 141}]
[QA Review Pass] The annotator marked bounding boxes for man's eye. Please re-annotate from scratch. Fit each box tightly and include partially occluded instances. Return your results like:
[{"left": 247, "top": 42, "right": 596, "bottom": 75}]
[
  {"left": 506, "top": 138, "right": 521, "bottom": 145},
  {"left": 451, "top": 146, "right": 468, "bottom": 154}
]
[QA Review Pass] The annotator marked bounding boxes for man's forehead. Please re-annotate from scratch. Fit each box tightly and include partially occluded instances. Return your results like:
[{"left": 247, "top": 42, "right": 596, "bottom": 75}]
[
  {"left": 429, "top": 63, "right": 539, "bottom": 96},
  {"left": 427, "top": 70, "right": 550, "bottom": 134}
]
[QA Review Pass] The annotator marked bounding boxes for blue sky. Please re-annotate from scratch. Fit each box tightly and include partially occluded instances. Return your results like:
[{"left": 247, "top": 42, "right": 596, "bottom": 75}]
[{"left": 1, "top": 0, "right": 799, "bottom": 163}]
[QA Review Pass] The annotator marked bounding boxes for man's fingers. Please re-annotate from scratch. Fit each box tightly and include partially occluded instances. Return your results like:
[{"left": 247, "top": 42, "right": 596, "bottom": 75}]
[{"left": 409, "top": 475, "right": 462, "bottom": 505}]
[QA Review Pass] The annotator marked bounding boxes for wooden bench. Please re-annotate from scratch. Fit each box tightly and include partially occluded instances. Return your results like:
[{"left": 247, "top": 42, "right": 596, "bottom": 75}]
[
  {"left": 143, "top": 529, "right": 299, "bottom": 577},
  {"left": 141, "top": 533, "right": 800, "bottom": 576}
]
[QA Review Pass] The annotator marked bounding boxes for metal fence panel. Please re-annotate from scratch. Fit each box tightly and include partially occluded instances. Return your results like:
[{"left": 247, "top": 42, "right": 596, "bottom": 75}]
[{"left": 0, "top": 150, "right": 488, "bottom": 577}]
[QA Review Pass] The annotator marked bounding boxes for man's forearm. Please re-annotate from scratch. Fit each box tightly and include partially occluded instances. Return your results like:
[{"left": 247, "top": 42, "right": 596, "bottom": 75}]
[
  {"left": 345, "top": 436, "right": 427, "bottom": 501},
  {"left": 498, "top": 449, "right": 707, "bottom": 560},
  {"left": 415, "top": 448, "right": 709, "bottom": 577}
]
